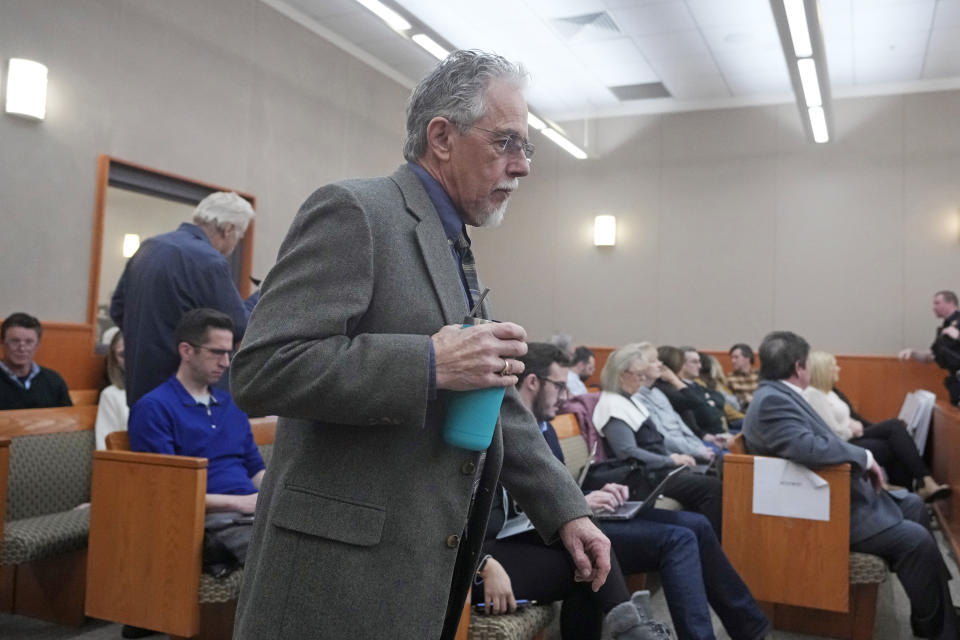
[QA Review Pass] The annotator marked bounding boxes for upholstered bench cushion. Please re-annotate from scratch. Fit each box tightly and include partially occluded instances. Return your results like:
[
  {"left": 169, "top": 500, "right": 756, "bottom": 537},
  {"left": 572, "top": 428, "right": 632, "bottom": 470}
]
[
  {"left": 199, "top": 569, "right": 244, "bottom": 604},
  {"left": 469, "top": 604, "right": 555, "bottom": 640},
  {"left": 849, "top": 552, "right": 888, "bottom": 584},
  {"left": 2, "top": 509, "right": 90, "bottom": 565}
]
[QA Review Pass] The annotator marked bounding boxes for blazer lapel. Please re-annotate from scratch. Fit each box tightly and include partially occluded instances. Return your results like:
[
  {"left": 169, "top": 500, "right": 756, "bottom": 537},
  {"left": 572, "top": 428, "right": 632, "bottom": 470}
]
[{"left": 392, "top": 165, "right": 467, "bottom": 325}]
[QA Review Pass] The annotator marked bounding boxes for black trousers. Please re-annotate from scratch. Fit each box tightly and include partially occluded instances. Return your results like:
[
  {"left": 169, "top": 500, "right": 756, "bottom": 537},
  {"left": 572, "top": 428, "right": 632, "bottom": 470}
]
[
  {"left": 850, "top": 419, "right": 930, "bottom": 488},
  {"left": 476, "top": 531, "right": 630, "bottom": 640},
  {"left": 662, "top": 473, "right": 723, "bottom": 540},
  {"left": 851, "top": 493, "right": 957, "bottom": 639}
]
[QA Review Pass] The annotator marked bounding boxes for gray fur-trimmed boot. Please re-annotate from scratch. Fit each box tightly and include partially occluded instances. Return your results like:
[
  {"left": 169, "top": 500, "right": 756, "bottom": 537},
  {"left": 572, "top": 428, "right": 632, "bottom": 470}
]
[{"left": 603, "top": 590, "right": 672, "bottom": 640}]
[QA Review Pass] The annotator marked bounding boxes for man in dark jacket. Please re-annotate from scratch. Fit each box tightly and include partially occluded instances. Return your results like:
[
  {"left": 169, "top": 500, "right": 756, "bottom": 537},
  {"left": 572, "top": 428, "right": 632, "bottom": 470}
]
[
  {"left": 898, "top": 289, "right": 960, "bottom": 403},
  {"left": 0, "top": 312, "right": 71, "bottom": 410},
  {"left": 110, "top": 191, "right": 253, "bottom": 407}
]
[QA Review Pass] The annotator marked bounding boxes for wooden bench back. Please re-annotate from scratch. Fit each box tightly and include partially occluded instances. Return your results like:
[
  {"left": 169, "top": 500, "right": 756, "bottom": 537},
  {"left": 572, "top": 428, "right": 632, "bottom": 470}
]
[
  {"left": 550, "top": 413, "right": 590, "bottom": 480},
  {"left": 69, "top": 389, "right": 100, "bottom": 406},
  {"left": 105, "top": 417, "right": 277, "bottom": 452},
  {"left": 0, "top": 405, "right": 97, "bottom": 438},
  {"left": 722, "top": 452, "right": 852, "bottom": 612}
]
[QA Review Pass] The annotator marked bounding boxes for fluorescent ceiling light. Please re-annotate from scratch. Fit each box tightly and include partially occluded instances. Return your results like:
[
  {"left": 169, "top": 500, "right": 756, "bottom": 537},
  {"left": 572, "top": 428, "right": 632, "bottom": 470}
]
[
  {"left": 808, "top": 106, "right": 828, "bottom": 143},
  {"left": 797, "top": 58, "right": 822, "bottom": 107},
  {"left": 5, "top": 58, "right": 48, "bottom": 120},
  {"left": 541, "top": 128, "right": 588, "bottom": 159},
  {"left": 354, "top": 0, "right": 411, "bottom": 32},
  {"left": 527, "top": 113, "right": 546, "bottom": 131},
  {"left": 411, "top": 34, "right": 448, "bottom": 60},
  {"left": 783, "top": 0, "right": 812, "bottom": 58}
]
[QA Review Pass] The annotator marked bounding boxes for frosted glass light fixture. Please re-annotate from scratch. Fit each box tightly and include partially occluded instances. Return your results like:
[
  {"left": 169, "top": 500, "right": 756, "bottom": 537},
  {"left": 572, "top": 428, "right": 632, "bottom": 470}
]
[
  {"left": 5, "top": 58, "right": 48, "bottom": 120},
  {"left": 594, "top": 215, "right": 616, "bottom": 247},
  {"left": 122, "top": 234, "right": 141, "bottom": 258}
]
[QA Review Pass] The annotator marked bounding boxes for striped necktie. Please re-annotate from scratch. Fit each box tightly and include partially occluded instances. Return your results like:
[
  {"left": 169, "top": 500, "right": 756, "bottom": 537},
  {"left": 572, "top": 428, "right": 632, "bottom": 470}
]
[{"left": 453, "top": 232, "right": 490, "bottom": 319}]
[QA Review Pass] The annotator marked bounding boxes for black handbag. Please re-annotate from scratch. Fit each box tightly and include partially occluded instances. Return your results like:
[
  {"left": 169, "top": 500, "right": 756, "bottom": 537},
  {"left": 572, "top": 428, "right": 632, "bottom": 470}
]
[{"left": 582, "top": 460, "right": 658, "bottom": 500}]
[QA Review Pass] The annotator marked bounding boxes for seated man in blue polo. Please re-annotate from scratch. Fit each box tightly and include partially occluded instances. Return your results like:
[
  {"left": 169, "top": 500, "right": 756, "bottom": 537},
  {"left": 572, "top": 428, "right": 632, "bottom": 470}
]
[{"left": 129, "top": 307, "right": 264, "bottom": 514}]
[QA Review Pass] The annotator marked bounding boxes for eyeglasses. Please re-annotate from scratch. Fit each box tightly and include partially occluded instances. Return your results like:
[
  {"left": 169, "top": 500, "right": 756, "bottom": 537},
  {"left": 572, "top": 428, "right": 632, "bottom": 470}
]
[
  {"left": 4, "top": 338, "right": 38, "bottom": 350},
  {"left": 468, "top": 125, "right": 535, "bottom": 160},
  {"left": 623, "top": 368, "right": 645, "bottom": 379},
  {"left": 189, "top": 344, "right": 234, "bottom": 359},
  {"left": 537, "top": 376, "right": 568, "bottom": 395}
]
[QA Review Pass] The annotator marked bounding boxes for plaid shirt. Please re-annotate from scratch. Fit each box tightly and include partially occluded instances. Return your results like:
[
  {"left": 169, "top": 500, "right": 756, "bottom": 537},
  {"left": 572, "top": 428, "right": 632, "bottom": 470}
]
[{"left": 726, "top": 369, "right": 759, "bottom": 408}]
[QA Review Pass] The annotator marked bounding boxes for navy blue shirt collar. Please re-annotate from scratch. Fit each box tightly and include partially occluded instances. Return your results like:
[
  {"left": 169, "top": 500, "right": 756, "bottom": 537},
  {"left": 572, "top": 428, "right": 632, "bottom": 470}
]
[
  {"left": 178, "top": 222, "right": 214, "bottom": 245},
  {"left": 407, "top": 161, "right": 469, "bottom": 245}
]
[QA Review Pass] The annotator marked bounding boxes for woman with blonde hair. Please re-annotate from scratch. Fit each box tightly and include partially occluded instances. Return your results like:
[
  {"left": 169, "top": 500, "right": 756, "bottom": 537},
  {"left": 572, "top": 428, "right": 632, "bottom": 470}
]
[
  {"left": 803, "top": 351, "right": 950, "bottom": 502},
  {"left": 94, "top": 328, "right": 130, "bottom": 450}
]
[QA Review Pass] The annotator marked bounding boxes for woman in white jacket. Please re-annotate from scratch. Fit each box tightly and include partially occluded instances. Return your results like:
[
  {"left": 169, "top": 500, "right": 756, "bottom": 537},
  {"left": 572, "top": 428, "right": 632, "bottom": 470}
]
[
  {"left": 803, "top": 350, "right": 949, "bottom": 502},
  {"left": 94, "top": 329, "right": 129, "bottom": 450}
]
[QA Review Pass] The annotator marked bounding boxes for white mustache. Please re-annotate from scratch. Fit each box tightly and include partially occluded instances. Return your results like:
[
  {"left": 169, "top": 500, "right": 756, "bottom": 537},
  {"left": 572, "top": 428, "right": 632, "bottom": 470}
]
[{"left": 494, "top": 179, "right": 518, "bottom": 193}]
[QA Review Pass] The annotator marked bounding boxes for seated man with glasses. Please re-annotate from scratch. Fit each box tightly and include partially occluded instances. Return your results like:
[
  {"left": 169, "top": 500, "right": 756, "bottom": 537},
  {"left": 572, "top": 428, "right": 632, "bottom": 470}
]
[
  {"left": 0, "top": 312, "right": 73, "bottom": 410},
  {"left": 129, "top": 307, "right": 264, "bottom": 514}
]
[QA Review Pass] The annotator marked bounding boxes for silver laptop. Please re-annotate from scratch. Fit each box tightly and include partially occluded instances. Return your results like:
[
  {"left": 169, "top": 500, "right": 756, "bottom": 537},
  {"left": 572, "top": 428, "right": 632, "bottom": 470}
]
[{"left": 591, "top": 465, "right": 691, "bottom": 521}]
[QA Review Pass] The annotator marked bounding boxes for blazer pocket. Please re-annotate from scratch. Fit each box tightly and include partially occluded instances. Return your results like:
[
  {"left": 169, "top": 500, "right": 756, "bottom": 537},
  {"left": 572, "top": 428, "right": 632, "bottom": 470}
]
[{"left": 271, "top": 484, "right": 386, "bottom": 547}]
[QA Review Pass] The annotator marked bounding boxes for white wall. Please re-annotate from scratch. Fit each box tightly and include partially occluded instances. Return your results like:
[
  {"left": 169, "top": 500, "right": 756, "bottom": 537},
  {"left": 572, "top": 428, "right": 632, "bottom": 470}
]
[
  {"left": 472, "top": 90, "right": 960, "bottom": 354},
  {"left": 3, "top": 1, "right": 960, "bottom": 356}
]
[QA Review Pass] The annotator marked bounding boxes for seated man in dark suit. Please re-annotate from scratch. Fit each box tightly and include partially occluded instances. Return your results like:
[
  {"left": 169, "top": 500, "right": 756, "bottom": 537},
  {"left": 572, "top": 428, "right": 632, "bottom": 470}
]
[
  {"left": 743, "top": 330, "right": 957, "bottom": 639},
  {"left": 0, "top": 312, "right": 72, "bottom": 410}
]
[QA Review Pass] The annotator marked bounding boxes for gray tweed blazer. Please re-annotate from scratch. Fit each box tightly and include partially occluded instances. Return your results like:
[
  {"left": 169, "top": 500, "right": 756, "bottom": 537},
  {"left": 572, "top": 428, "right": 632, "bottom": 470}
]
[{"left": 230, "top": 164, "right": 589, "bottom": 639}]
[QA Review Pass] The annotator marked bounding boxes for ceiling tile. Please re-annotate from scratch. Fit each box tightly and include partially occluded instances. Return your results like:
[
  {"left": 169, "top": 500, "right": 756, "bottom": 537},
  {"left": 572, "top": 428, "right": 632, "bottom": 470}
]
[
  {"left": 933, "top": 0, "right": 960, "bottom": 28},
  {"left": 699, "top": 25, "right": 780, "bottom": 55},
  {"left": 610, "top": 2, "right": 696, "bottom": 36},
  {"left": 685, "top": 0, "right": 776, "bottom": 29},
  {"left": 632, "top": 29, "right": 712, "bottom": 60},
  {"left": 714, "top": 48, "right": 788, "bottom": 76},
  {"left": 855, "top": 52, "right": 925, "bottom": 83},
  {"left": 922, "top": 50, "right": 960, "bottom": 78},
  {"left": 725, "top": 71, "right": 793, "bottom": 95},
  {"left": 649, "top": 53, "right": 721, "bottom": 77},
  {"left": 522, "top": 0, "right": 607, "bottom": 19},
  {"left": 851, "top": 0, "right": 936, "bottom": 34},
  {"left": 825, "top": 38, "right": 854, "bottom": 85},
  {"left": 568, "top": 37, "right": 660, "bottom": 85},
  {"left": 659, "top": 72, "right": 731, "bottom": 100}
]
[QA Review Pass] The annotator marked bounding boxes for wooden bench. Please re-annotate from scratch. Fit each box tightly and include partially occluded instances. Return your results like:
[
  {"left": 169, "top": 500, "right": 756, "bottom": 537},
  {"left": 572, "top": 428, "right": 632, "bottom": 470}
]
[
  {"left": 0, "top": 405, "right": 98, "bottom": 625},
  {"left": 723, "top": 434, "right": 887, "bottom": 639},
  {"left": 86, "top": 417, "right": 277, "bottom": 640},
  {"left": 68, "top": 389, "right": 100, "bottom": 406}
]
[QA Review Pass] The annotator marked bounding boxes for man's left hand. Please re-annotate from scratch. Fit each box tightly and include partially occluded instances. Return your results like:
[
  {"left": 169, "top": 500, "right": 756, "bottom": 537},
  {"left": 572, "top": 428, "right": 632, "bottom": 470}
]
[
  {"left": 943, "top": 326, "right": 960, "bottom": 340},
  {"left": 558, "top": 517, "right": 611, "bottom": 592}
]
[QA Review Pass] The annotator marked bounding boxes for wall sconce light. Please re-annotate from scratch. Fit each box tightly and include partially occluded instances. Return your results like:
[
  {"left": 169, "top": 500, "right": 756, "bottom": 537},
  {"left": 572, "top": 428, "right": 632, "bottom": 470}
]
[
  {"left": 594, "top": 215, "right": 616, "bottom": 247},
  {"left": 122, "top": 234, "right": 141, "bottom": 258},
  {"left": 5, "top": 58, "right": 48, "bottom": 120}
]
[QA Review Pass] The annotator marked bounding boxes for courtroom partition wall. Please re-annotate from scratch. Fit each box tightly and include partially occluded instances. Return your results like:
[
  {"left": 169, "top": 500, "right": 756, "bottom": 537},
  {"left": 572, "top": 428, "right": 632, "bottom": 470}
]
[{"left": 584, "top": 347, "right": 947, "bottom": 422}]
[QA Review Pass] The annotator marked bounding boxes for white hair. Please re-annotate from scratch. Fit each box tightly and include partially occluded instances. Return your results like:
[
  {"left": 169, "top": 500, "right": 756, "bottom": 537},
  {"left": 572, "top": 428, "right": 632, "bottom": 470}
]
[{"left": 193, "top": 192, "right": 254, "bottom": 233}]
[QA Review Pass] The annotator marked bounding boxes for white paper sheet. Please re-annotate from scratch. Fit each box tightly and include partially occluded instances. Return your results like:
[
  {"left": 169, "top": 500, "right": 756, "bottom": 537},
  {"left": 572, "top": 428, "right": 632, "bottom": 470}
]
[{"left": 753, "top": 457, "right": 830, "bottom": 521}]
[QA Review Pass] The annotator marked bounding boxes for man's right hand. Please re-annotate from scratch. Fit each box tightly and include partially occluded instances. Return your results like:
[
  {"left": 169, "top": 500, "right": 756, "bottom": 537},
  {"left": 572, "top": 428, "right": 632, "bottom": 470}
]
[
  {"left": 670, "top": 453, "right": 697, "bottom": 467},
  {"left": 897, "top": 348, "right": 914, "bottom": 361},
  {"left": 432, "top": 322, "right": 528, "bottom": 390}
]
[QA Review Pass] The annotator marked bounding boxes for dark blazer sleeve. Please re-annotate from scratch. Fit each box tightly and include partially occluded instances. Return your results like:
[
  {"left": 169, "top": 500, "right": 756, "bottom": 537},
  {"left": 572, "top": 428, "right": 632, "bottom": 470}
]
[
  {"left": 748, "top": 388, "right": 870, "bottom": 472},
  {"left": 230, "top": 184, "right": 433, "bottom": 428},
  {"left": 497, "top": 386, "right": 591, "bottom": 543}
]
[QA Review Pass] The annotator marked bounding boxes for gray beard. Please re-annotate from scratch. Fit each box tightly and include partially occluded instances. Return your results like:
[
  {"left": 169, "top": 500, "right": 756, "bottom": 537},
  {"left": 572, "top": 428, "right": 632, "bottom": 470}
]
[{"left": 478, "top": 201, "right": 508, "bottom": 228}]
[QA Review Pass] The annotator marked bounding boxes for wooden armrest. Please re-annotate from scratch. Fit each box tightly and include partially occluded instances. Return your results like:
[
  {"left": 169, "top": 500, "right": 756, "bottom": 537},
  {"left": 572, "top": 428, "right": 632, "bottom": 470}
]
[
  {"left": 86, "top": 449, "right": 207, "bottom": 636},
  {"left": 94, "top": 449, "right": 207, "bottom": 468},
  {"left": 722, "top": 453, "right": 851, "bottom": 612}
]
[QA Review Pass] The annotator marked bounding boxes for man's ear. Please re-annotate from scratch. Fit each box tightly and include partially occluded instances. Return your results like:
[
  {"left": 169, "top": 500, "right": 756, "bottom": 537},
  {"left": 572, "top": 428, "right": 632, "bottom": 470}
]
[
  {"left": 425, "top": 116, "right": 454, "bottom": 161},
  {"left": 519, "top": 371, "right": 538, "bottom": 392},
  {"left": 177, "top": 341, "right": 193, "bottom": 361}
]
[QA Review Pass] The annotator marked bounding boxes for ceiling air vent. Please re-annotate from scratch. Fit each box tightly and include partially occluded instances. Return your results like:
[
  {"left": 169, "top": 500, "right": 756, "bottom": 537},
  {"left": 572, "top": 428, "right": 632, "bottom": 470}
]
[
  {"left": 609, "top": 82, "right": 672, "bottom": 101},
  {"left": 551, "top": 11, "right": 622, "bottom": 43}
]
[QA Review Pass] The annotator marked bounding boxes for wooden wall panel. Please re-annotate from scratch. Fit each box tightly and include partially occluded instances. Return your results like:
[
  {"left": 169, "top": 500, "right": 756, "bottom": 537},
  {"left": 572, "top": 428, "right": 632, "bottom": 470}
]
[
  {"left": 586, "top": 345, "right": 948, "bottom": 422},
  {"left": 0, "top": 405, "right": 97, "bottom": 438},
  {"left": 32, "top": 322, "right": 105, "bottom": 390},
  {"left": 931, "top": 403, "right": 960, "bottom": 563}
]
